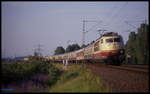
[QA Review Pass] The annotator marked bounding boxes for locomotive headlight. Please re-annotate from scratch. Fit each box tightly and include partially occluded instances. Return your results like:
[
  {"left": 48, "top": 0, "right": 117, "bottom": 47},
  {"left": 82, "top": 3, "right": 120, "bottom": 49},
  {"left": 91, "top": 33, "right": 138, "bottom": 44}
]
[
  {"left": 120, "top": 50, "right": 123, "bottom": 54},
  {"left": 106, "top": 44, "right": 109, "bottom": 49}
]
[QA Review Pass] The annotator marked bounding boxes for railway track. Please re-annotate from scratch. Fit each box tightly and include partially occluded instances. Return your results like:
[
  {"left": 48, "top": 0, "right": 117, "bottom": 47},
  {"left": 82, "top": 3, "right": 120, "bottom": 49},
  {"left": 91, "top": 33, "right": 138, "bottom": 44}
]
[
  {"left": 60, "top": 61, "right": 149, "bottom": 74},
  {"left": 83, "top": 63, "right": 149, "bottom": 74},
  {"left": 83, "top": 63, "right": 149, "bottom": 92},
  {"left": 121, "top": 64, "right": 149, "bottom": 69},
  {"left": 107, "top": 64, "right": 149, "bottom": 74}
]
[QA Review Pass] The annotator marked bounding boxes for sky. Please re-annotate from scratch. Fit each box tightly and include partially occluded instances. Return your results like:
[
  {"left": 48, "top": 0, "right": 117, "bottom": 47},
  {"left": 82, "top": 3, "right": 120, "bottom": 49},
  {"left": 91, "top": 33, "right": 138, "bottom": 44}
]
[{"left": 2, "top": 1, "right": 149, "bottom": 58}]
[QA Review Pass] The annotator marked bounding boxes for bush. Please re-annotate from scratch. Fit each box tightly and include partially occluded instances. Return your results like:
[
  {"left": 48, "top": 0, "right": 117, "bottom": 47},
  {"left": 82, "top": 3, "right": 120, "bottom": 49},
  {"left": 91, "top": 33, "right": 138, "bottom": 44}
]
[
  {"left": 2, "top": 61, "right": 52, "bottom": 85},
  {"left": 46, "top": 65, "right": 61, "bottom": 86}
]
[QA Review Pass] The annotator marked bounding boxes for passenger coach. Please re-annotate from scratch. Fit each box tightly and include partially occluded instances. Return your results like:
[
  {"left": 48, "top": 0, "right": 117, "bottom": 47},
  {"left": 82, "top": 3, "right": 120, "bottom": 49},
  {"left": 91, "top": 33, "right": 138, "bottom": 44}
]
[{"left": 50, "top": 32, "right": 125, "bottom": 65}]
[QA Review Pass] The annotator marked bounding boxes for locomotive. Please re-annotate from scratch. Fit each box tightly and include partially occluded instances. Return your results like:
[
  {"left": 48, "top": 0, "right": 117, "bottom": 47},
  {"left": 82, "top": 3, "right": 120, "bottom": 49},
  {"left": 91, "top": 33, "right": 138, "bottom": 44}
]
[{"left": 49, "top": 32, "right": 125, "bottom": 65}]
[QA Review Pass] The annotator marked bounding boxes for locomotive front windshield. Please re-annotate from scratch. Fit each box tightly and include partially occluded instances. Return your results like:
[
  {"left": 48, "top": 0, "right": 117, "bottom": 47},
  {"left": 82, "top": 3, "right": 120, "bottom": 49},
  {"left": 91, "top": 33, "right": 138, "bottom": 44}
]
[
  {"left": 106, "top": 38, "right": 113, "bottom": 43},
  {"left": 106, "top": 38, "right": 121, "bottom": 43},
  {"left": 114, "top": 38, "right": 120, "bottom": 42}
]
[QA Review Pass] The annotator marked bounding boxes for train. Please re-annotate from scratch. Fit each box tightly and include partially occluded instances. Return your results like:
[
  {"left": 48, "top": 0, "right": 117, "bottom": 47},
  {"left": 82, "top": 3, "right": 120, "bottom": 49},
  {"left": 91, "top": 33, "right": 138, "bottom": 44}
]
[{"left": 48, "top": 32, "right": 125, "bottom": 65}]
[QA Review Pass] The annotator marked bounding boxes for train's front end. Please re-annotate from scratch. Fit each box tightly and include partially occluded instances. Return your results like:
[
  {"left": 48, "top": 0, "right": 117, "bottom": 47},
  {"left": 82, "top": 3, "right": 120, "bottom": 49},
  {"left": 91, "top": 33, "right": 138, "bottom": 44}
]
[{"left": 100, "top": 32, "right": 125, "bottom": 65}]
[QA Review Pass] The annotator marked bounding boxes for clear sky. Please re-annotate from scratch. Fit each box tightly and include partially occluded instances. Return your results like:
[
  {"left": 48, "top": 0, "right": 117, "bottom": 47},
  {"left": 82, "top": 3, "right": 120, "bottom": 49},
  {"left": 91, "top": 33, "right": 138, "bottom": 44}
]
[{"left": 2, "top": 1, "right": 149, "bottom": 58}]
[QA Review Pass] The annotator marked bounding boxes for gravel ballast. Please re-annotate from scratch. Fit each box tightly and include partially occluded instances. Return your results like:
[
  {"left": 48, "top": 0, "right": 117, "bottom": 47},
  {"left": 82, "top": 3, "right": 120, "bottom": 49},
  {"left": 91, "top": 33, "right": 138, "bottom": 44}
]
[{"left": 85, "top": 64, "right": 149, "bottom": 92}]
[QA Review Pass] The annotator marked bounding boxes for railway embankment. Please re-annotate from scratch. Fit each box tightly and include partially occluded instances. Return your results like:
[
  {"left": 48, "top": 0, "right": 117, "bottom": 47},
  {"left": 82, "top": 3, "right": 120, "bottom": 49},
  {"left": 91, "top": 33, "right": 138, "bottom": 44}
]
[
  {"left": 48, "top": 63, "right": 108, "bottom": 92},
  {"left": 85, "top": 63, "right": 149, "bottom": 92},
  {"left": 1, "top": 62, "right": 108, "bottom": 92},
  {"left": 3, "top": 61, "right": 147, "bottom": 92}
]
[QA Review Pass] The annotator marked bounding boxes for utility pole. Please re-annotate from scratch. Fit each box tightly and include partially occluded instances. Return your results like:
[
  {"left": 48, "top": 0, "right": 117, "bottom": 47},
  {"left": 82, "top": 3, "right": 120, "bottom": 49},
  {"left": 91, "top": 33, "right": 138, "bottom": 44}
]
[
  {"left": 14, "top": 53, "right": 16, "bottom": 62},
  {"left": 37, "top": 44, "right": 43, "bottom": 57},
  {"left": 3, "top": 48, "right": 6, "bottom": 59},
  {"left": 33, "top": 44, "right": 43, "bottom": 57},
  {"left": 82, "top": 20, "right": 86, "bottom": 46}
]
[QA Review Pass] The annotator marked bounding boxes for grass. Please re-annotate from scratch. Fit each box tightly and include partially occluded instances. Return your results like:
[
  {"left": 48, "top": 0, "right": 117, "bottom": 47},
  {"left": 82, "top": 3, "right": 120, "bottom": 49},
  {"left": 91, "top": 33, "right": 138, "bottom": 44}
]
[
  {"left": 49, "top": 64, "right": 108, "bottom": 92},
  {"left": 2, "top": 62, "right": 108, "bottom": 92}
]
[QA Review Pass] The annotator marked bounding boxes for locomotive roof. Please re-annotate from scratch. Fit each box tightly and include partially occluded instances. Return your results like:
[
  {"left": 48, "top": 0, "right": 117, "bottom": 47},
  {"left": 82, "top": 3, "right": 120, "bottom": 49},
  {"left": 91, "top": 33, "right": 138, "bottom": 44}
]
[
  {"left": 52, "top": 48, "right": 84, "bottom": 56},
  {"left": 102, "top": 32, "right": 118, "bottom": 36}
]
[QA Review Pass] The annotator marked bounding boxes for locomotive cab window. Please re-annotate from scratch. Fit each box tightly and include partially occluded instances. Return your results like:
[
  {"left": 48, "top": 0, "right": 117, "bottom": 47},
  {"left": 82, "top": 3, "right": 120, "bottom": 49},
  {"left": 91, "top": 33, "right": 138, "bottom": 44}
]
[
  {"left": 114, "top": 38, "right": 120, "bottom": 42},
  {"left": 101, "top": 39, "right": 103, "bottom": 44},
  {"left": 106, "top": 38, "right": 113, "bottom": 43},
  {"left": 94, "top": 41, "right": 99, "bottom": 52}
]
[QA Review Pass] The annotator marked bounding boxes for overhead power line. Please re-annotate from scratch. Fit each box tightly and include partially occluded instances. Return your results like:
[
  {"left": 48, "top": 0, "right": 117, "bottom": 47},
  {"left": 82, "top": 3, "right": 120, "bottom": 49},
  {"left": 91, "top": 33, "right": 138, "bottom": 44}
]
[
  {"left": 125, "top": 21, "right": 137, "bottom": 29},
  {"left": 112, "top": 2, "right": 128, "bottom": 19},
  {"left": 86, "top": 21, "right": 103, "bottom": 33},
  {"left": 97, "top": 29, "right": 107, "bottom": 37},
  {"left": 104, "top": 3, "right": 118, "bottom": 23},
  {"left": 105, "top": 2, "right": 128, "bottom": 28},
  {"left": 124, "top": 20, "right": 147, "bottom": 33},
  {"left": 82, "top": 20, "right": 102, "bottom": 45}
]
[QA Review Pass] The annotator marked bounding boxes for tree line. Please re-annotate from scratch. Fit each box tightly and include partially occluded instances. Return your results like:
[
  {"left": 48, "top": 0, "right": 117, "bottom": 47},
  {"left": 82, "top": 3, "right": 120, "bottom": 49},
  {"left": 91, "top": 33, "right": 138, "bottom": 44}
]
[
  {"left": 54, "top": 41, "right": 95, "bottom": 55},
  {"left": 125, "top": 22, "right": 149, "bottom": 64},
  {"left": 54, "top": 44, "right": 81, "bottom": 55}
]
